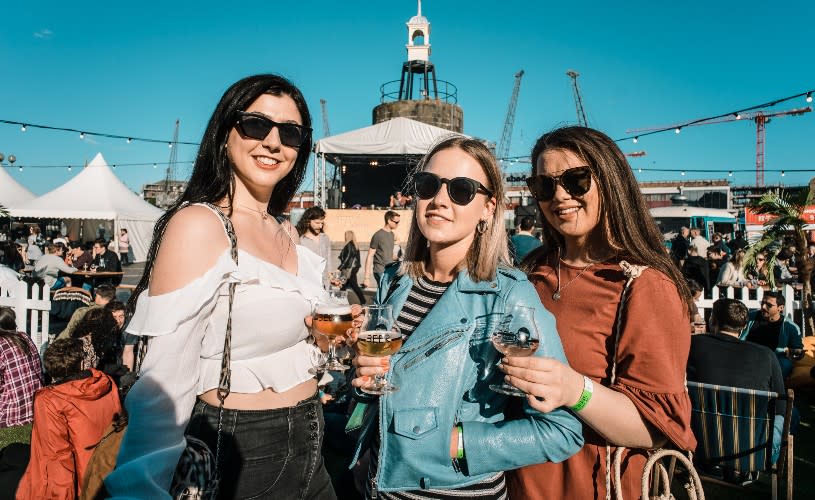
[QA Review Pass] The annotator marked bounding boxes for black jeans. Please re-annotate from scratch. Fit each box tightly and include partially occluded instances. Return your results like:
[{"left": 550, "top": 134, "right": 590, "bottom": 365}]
[{"left": 185, "top": 394, "right": 337, "bottom": 500}]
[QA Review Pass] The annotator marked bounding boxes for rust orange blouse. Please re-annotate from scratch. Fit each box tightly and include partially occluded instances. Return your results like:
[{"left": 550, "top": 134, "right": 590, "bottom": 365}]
[{"left": 506, "top": 259, "right": 696, "bottom": 500}]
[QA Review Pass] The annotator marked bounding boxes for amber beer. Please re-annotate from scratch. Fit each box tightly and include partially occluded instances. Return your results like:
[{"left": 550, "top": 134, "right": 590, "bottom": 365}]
[
  {"left": 313, "top": 304, "right": 353, "bottom": 338},
  {"left": 357, "top": 331, "right": 404, "bottom": 356}
]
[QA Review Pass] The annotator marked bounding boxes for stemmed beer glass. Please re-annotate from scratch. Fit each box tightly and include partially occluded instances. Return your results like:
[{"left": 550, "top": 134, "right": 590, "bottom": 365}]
[
  {"left": 311, "top": 290, "right": 353, "bottom": 372},
  {"left": 356, "top": 305, "right": 403, "bottom": 395},
  {"left": 489, "top": 305, "right": 541, "bottom": 396}
]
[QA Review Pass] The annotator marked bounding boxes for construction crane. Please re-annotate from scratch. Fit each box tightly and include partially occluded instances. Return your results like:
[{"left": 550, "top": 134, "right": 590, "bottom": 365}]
[
  {"left": 566, "top": 70, "right": 588, "bottom": 127},
  {"left": 320, "top": 99, "right": 331, "bottom": 137},
  {"left": 497, "top": 70, "right": 524, "bottom": 162},
  {"left": 628, "top": 106, "right": 812, "bottom": 187}
]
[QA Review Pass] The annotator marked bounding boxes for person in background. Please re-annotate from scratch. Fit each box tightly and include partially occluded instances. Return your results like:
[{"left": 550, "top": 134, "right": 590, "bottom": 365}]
[
  {"left": 351, "top": 135, "right": 583, "bottom": 498},
  {"left": 706, "top": 245, "right": 727, "bottom": 282},
  {"left": 710, "top": 232, "right": 731, "bottom": 255},
  {"left": 34, "top": 243, "right": 78, "bottom": 290},
  {"left": 510, "top": 216, "right": 543, "bottom": 264},
  {"left": 687, "top": 279, "right": 706, "bottom": 333},
  {"left": 742, "top": 291, "right": 804, "bottom": 378},
  {"left": 727, "top": 231, "right": 749, "bottom": 253},
  {"left": 1, "top": 242, "right": 26, "bottom": 272},
  {"left": 682, "top": 244, "right": 710, "bottom": 294},
  {"left": 363, "top": 210, "right": 400, "bottom": 289},
  {"left": 747, "top": 251, "right": 770, "bottom": 287},
  {"left": 338, "top": 230, "right": 366, "bottom": 305},
  {"left": 297, "top": 206, "right": 332, "bottom": 265},
  {"left": 503, "top": 126, "right": 695, "bottom": 499},
  {"left": 773, "top": 249, "right": 797, "bottom": 286},
  {"left": 717, "top": 248, "right": 747, "bottom": 287},
  {"left": 118, "top": 229, "right": 130, "bottom": 266},
  {"left": 0, "top": 307, "right": 43, "bottom": 428},
  {"left": 687, "top": 298, "right": 789, "bottom": 468},
  {"left": 670, "top": 226, "right": 690, "bottom": 266},
  {"left": 16, "top": 338, "right": 121, "bottom": 500},
  {"left": 57, "top": 283, "right": 117, "bottom": 340},
  {"left": 689, "top": 226, "right": 711, "bottom": 256},
  {"left": 91, "top": 238, "right": 122, "bottom": 287}
]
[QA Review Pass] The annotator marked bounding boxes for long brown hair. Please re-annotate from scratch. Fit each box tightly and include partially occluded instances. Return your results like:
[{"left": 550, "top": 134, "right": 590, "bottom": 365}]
[
  {"left": 401, "top": 136, "right": 508, "bottom": 282},
  {"left": 0, "top": 306, "right": 32, "bottom": 357},
  {"left": 521, "top": 126, "right": 693, "bottom": 313}
]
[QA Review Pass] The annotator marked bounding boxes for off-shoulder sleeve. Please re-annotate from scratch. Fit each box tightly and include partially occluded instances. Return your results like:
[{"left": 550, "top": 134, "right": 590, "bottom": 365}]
[
  {"left": 104, "top": 250, "right": 239, "bottom": 499},
  {"left": 609, "top": 270, "right": 696, "bottom": 451},
  {"left": 125, "top": 250, "right": 240, "bottom": 337}
]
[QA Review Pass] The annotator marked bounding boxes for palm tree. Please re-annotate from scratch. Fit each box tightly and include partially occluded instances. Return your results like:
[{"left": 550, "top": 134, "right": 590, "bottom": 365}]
[{"left": 747, "top": 186, "right": 814, "bottom": 336}]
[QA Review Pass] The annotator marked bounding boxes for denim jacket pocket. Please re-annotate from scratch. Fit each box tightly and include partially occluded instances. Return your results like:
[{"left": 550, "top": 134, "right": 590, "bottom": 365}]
[{"left": 393, "top": 407, "right": 439, "bottom": 440}]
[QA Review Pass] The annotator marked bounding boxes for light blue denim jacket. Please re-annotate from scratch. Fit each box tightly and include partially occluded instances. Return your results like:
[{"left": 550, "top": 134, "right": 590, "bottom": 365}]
[{"left": 348, "top": 264, "right": 584, "bottom": 494}]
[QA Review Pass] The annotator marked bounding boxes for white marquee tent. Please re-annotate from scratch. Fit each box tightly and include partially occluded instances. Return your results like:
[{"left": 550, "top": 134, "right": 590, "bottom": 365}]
[
  {"left": 0, "top": 167, "right": 36, "bottom": 207},
  {"left": 315, "top": 116, "right": 465, "bottom": 155},
  {"left": 9, "top": 153, "right": 163, "bottom": 262}
]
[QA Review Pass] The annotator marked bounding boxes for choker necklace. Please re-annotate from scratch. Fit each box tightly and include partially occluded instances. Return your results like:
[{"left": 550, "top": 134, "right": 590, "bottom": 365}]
[
  {"left": 239, "top": 203, "right": 271, "bottom": 221},
  {"left": 553, "top": 252, "right": 594, "bottom": 301}
]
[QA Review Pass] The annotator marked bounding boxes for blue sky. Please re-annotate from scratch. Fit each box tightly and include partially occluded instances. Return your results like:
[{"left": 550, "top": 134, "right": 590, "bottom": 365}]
[{"left": 1, "top": 0, "right": 813, "bottom": 196}]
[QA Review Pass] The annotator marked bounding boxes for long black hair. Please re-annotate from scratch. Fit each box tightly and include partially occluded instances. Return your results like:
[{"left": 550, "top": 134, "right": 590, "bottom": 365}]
[{"left": 128, "top": 74, "right": 312, "bottom": 320}]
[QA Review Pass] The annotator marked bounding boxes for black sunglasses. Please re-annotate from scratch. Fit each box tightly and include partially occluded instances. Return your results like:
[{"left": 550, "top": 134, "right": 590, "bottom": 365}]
[
  {"left": 525, "top": 166, "right": 592, "bottom": 201},
  {"left": 413, "top": 172, "right": 494, "bottom": 205},
  {"left": 235, "top": 111, "right": 311, "bottom": 148}
]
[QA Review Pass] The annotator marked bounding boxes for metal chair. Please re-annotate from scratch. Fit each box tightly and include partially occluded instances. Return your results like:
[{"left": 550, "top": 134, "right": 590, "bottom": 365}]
[{"left": 686, "top": 381, "right": 794, "bottom": 500}]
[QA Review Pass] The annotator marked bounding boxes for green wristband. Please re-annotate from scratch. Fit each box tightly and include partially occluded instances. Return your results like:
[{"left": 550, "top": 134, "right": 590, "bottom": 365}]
[
  {"left": 570, "top": 376, "right": 594, "bottom": 412},
  {"left": 456, "top": 423, "right": 464, "bottom": 459}
]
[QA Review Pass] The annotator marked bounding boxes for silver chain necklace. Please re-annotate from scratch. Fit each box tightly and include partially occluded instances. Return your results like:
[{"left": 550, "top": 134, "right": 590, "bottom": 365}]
[
  {"left": 238, "top": 203, "right": 270, "bottom": 221},
  {"left": 553, "top": 252, "right": 595, "bottom": 301}
]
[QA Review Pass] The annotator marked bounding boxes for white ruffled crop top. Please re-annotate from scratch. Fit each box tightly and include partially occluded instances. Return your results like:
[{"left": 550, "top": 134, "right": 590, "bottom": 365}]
[{"left": 105, "top": 207, "right": 327, "bottom": 499}]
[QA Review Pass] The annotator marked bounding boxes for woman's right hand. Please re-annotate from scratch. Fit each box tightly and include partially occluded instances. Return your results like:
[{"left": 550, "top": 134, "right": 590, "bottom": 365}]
[{"left": 351, "top": 354, "right": 390, "bottom": 391}]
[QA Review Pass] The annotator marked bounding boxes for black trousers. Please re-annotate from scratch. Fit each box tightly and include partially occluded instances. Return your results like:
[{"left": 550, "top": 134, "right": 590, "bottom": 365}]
[
  {"left": 185, "top": 394, "right": 337, "bottom": 500},
  {"left": 341, "top": 268, "right": 366, "bottom": 305}
]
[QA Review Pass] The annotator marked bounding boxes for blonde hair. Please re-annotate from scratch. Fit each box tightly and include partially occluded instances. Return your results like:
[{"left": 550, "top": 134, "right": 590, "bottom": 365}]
[
  {"left": 400, "top": 136, "right": 508, "bottom": 282},
  {"left": 344, "top": 230, "right": 356, "bottom": 244}
]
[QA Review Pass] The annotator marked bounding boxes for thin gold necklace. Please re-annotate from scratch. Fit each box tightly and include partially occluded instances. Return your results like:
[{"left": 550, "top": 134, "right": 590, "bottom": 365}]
[
  {"left": 238, "top": 203, "right": 271, "bottom": 221},
  {"left": 553, "top": 251, "right": 594, "bottom": 301}
]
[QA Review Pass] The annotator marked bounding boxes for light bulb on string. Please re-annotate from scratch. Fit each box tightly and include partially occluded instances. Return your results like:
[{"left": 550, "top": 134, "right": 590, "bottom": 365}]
[
  {"left": 675, "top": 127, "right": 682, "bottom": 134},
  {"left": 127, "top": 138, "right": 132, "bottom": 144},
  {"left": 680, "top": 170, "right": 686, "bottom": 176},
  {"left": 68, "top": 165, "right": 72, "bottom": 172},
  {"left": 79, "top": 132, "right": 85, "bottom": 140},
  {"left": 153, "top": 163, "right": 157, "bottom": 168},
  {"left": 728, "top": 171, "right": 733, "bottom": 177},
  {"left": 807, "top": 92, "right": 813, "bottom": 103},
  {"left": 638, "top": 167, "right": 642, "bottom": 173},
  {"left": 735, "top": 113, "right": 741, "bottom": 120},
  {"left": 21, "top": 124, "right": 27, "bottom": 132},
  {"left": 633, "top": 136, "right": 638, "bottom": 144},
  {"left": 168, "top": 142, "right": 173, "bottom": 149},
  {"left": 781, "top": 170, "right": 785, "bottom": 177},
  {"left": 113, "top": 164, "right": 116, "bottom": 169},
  {"left": 18, "top": 166, "right": 22, "bottom": 172}
]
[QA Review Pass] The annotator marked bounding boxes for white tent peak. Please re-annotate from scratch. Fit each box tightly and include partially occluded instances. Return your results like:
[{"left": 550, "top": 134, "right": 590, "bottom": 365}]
[
  {"left": 315, "top": 117, "right": 467, "bottom": 155},
  {"left": 87, "top": 152, "right": 108, "bottom": 168},
  {"left": 0, "top": 167, "right": 36, "bottom": 207}
]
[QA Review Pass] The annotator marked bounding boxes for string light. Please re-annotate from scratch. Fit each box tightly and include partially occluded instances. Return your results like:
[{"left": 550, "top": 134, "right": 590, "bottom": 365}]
[
  {"left": 616, "top": 88, "right": 815, "bottom": 143},
  {"left": 632, "top": 136, "right": 638, "bottom": 144},
  {"left": 127, "top": 138, "right": 132, "bottom": 144},
  {"left": 18, "top": 166, "right": 22, "bottom": 172},
  {"left": 0, "top": 118, "right": 199, "bottom": 146},
  {"left": 781, "top": 170, "right": 785, "bottom": 177},
  {"left": 153, "top": 163, "right": 157, "bottom": 168},
  {"left": 735, "top": 113, "right": 741, "bottom": 120},
  {"left": 67, "top": 165, "right": 72, "bottom": 172},
  {"left": 168, "top": 142, "right": 173, "bottom": 148},
  {"left": 0, "top": 160, "right": 192, "bottom": 170},
  {"left": 728, "top": 171, "right": 733, "bottom": 177},
  {"left": 79, "top": 132, "right": 85, "bottom": 139},
  {"left": 680, "top": 170, "right": 686, "bottom": 176}
]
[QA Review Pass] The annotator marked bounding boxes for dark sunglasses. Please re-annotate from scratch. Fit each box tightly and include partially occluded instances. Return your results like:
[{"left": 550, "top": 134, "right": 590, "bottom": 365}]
[
  {"left": 525, "top": 166, "right": 592, "bottom": 201},
  {"left": 413, "top": 172, "right": 494, "bottom": 205},
  {"left": 235, "top": 111, "right": 311, "bottom": 148}
]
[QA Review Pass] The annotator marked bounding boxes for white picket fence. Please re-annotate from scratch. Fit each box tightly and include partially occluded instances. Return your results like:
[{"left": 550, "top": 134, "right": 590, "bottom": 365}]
[
  {"left": 696, "top": 284, "right": 804, "bottom": 330},
  {"left": 0, "top": 280, "right": 51, "bottom": 353}
]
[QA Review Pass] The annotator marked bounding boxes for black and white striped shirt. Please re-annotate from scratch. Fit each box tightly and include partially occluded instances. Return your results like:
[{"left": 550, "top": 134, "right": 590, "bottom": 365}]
[{"left": 365, "top": 276, "right": 508, "bottom": 500}]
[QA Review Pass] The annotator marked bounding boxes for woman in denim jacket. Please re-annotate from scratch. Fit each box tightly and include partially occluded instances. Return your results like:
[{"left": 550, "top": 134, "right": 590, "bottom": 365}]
[{"left": 350, "top": 137, "right": 583, "bottom": 499}]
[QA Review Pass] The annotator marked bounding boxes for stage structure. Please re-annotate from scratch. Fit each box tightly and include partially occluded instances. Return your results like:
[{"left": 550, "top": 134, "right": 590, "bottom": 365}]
[{"left": 312, "top": 1, "right": 464, "bottom": 208}]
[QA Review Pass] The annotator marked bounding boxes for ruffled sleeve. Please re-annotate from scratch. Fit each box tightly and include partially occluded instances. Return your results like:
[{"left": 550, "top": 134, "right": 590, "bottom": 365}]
[
  {"left": 105, "top": 249, "right": 239, "bottom": 499},
  {"left": 609, "top": 269, "right": 697, "bottom": 451}
]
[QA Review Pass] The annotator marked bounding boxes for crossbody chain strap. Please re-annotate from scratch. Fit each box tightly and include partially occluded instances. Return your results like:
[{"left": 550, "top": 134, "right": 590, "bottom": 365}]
[{"left": 134, "top": 201, "right": 238, "bottom": 474}]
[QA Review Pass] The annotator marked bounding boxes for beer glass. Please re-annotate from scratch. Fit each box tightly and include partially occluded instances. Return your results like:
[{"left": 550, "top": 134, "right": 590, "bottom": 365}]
[
  {"left": 312, "top": 290, "right": 353, "bottom": 372},
  {"left": 357, "top": 305, "right": 403, "bottom": 395},
  {"left": 489, "top": 305, "right": 541, "bottom": 396}
]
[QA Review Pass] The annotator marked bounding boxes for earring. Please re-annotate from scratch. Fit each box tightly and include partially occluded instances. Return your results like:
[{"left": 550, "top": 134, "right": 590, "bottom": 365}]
[{"left": 476, "top": 219, "right": 488, "bottom": 234}]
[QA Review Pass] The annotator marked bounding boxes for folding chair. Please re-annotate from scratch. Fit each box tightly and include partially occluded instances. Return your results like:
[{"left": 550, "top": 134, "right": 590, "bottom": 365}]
[{"left": 686, "top": 381, "right": 794, "bottom": 500}]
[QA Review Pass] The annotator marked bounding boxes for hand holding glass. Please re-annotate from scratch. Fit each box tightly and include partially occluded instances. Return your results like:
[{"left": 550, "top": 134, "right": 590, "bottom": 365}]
[
  {"left": 311, "top": 290, "right": 353, "bottom": 372},
  {"left": 490, "top": 305, "right": 541, "bottom": 396},
  {"left": 357, "top": 305, "right": 403, "bottom": 395}
]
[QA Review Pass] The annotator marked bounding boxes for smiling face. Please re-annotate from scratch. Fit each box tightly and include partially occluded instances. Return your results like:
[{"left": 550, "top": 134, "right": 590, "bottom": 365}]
[
  {"left": 536, "top": 149, "right": 601, "bottom": 251},
  {"left": 416, "top": 147, "right": 496, "bottom": 256},
  {"left": 227, "top": 93, "right": 302, "bottom": 198}
]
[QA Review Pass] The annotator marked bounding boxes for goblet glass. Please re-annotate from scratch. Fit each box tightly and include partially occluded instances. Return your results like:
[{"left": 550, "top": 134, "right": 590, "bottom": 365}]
[
  {"left": 489, "top": 305, "right": 541, "bottom": 397},
  {"left": 357, "top": 305, "right": 403, "bottom": 395}
]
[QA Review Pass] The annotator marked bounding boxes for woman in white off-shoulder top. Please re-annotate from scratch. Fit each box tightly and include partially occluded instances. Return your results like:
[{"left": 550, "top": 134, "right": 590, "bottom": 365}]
[{"left": 105, "top": 75, "right": 337, "bottom": 499}]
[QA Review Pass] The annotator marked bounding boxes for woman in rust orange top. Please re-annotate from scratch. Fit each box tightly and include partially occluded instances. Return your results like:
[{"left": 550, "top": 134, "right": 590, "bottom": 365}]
[{"left": 501, "top": 126, "right": 696, "bottom": 499}]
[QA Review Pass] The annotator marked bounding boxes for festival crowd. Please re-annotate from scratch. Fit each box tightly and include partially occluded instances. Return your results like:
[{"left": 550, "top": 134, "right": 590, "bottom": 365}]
[{"left": 1, "top": 73, "right": 812, "bottom": 500}]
